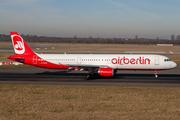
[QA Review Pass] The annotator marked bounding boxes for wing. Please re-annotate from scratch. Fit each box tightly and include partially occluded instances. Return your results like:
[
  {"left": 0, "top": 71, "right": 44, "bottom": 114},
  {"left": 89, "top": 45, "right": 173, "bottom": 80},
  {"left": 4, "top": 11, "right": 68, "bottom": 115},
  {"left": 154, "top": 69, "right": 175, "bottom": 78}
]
[{"left": 65, "top": 64, "right": 110, "bottom": 69}]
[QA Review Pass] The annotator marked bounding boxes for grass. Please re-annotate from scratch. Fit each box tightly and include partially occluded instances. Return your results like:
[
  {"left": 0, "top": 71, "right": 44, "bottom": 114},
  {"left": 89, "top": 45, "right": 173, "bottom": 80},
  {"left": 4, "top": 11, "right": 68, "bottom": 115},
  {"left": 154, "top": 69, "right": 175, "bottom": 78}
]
[
  {"left": 0, "top": 52, "right": 14, "bottom": 62},
  {"left": 1, "top": 42, "right": 180, "bottom": 53},
  {"left": 164, "top": 54, "right": 180, "bottom": 64},
  {"left": 0, "top": 85, "right": 180, "bottom": 119},
  {"left": 28, "top": 43, "right": 180, "bottom": 52},
  {"left": 1, "top": 42, "right": 180, "bottom": 51},
  {"left": 52, "top": 44, "right": 180, "bottom": 51},
  {"left": 0, "top": 65, "right": 31, "bottom": 67}
]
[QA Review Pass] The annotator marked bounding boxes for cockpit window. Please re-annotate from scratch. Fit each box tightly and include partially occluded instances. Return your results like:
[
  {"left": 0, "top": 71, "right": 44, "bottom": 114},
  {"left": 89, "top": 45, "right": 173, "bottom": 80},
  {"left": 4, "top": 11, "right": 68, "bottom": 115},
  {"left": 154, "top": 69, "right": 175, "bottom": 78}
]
[{"left": 164, "top": 59, "right": 171, "bottom": 62}]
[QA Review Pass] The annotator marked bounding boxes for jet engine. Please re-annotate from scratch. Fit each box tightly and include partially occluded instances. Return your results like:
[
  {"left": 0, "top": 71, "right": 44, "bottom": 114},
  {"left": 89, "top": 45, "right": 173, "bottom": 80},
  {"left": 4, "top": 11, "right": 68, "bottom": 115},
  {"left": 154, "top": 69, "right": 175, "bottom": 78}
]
[{"left": 98, "top": 68, "right": 114, "bottom": 77}]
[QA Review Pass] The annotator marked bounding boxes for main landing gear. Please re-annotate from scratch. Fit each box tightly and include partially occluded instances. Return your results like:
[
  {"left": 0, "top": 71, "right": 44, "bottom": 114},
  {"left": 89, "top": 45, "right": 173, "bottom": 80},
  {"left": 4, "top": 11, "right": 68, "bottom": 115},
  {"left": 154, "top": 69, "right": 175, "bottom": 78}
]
[
  {"left": 86, "top": 74, "right": 91, "bottom": 79},
  {"left": 86, "top": 72, "right": 94, "bottom": 79},
  {"left": 154, "top": 70, "right": 158, "bottom": 78},
  {"left": 86, "top": 69, "right": 96, "bottom": 79}
]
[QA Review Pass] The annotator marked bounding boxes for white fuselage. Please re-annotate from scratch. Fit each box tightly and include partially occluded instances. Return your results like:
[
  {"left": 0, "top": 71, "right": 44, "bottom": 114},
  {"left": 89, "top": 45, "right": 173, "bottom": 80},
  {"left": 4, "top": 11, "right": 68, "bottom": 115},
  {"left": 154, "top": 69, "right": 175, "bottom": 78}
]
[{"left": 37, "top": 54, "right": 177, "bottom": 70}]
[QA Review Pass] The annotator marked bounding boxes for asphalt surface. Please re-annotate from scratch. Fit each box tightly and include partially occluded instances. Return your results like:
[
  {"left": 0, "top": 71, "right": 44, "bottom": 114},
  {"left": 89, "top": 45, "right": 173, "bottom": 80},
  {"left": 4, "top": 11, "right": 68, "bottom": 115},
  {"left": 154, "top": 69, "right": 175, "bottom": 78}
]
[{"left": 0, "top": 65, "right": 180, "bottom": 87}]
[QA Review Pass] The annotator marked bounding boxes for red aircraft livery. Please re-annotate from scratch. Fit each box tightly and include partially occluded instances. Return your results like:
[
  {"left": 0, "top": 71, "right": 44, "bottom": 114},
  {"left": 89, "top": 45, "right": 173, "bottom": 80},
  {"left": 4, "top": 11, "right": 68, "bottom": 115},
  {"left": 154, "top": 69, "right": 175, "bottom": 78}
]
[{"left": 8, "top": 32, "right": 177, "bottom": 79}]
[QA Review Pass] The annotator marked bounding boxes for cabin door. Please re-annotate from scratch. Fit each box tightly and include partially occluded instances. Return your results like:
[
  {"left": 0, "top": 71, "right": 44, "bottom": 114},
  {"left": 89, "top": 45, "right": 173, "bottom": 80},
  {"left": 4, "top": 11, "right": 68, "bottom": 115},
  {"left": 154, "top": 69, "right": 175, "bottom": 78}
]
[
  {"left": 154, "top": 56, "right": 159, "bottom": 65},
  {"left": 33, "top": 55, "right": 37, "bottom": 64},
  {"left": 77, "top": 57, "right": 81, "bottom": 64}
]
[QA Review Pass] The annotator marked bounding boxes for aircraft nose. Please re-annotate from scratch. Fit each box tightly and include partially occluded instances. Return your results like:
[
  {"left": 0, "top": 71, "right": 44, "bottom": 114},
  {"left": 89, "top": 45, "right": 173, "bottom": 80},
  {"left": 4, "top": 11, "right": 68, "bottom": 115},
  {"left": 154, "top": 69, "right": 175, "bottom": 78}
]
[{"left": 171, "top": 62, "right": 177, "bottom": 68}]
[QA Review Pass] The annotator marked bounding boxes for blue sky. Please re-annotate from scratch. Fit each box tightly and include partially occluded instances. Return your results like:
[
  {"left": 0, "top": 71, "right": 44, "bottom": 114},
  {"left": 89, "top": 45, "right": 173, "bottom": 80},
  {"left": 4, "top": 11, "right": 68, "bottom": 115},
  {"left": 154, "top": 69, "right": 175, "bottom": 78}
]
[{"left": 0, "top": 0, "right": 180, "bottom": 39}]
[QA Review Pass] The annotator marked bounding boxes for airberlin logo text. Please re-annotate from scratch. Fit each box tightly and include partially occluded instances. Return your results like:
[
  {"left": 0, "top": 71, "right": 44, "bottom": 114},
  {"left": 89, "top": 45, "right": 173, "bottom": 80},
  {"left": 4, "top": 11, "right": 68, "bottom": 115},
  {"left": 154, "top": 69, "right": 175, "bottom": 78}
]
[{"left": 111, "top": 57, "right": 150, "bottom": 65}]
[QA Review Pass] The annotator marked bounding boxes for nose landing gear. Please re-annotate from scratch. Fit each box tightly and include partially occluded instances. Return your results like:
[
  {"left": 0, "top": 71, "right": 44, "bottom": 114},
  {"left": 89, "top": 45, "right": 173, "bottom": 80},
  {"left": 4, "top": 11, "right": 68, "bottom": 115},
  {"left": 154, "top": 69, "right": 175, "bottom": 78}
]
[{"left": 154, "top": 70, "right": 158, "bottom": 78}]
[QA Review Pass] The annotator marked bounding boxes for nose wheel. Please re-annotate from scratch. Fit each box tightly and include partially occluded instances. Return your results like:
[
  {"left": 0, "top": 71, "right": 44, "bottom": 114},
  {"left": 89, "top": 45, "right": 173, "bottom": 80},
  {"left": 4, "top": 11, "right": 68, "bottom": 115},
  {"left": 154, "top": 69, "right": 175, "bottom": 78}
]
[
  {"left": 155, "top": 74, "right": 158, "bottom": 78},
  {"left": 154, "top": 70, "right": 158, "bottom": 78}
]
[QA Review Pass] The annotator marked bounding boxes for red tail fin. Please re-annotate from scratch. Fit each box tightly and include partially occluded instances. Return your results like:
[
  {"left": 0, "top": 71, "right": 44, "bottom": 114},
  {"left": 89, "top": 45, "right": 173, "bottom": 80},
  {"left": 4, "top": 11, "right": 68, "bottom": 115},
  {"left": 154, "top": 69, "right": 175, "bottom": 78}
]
[{"left": 10, "top": 32, "right": 35, "bottom": 55}]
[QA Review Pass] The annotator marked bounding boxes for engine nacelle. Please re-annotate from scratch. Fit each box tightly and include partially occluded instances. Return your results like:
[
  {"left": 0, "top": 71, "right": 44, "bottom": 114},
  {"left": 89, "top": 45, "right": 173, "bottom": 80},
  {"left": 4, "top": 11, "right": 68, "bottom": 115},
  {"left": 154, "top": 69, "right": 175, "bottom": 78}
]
[{"left": 98, "top": 68, "right": 114, "bottom": 77}]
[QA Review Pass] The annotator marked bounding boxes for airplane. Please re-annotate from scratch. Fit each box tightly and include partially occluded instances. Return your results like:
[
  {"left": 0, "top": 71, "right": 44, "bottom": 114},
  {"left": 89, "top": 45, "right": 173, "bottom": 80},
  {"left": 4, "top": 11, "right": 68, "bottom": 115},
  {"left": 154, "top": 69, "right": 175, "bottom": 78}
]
[{"left": 8, "top": 32, "right": 177, "bottom": 79}]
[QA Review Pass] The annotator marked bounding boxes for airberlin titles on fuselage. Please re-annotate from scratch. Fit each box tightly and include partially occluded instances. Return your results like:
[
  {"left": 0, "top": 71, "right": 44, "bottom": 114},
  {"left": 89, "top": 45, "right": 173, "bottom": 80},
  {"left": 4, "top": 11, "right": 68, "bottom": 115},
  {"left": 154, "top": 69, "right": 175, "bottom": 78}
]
[{"left": 111, "top": 56, "right": 151, "bottom": 65}]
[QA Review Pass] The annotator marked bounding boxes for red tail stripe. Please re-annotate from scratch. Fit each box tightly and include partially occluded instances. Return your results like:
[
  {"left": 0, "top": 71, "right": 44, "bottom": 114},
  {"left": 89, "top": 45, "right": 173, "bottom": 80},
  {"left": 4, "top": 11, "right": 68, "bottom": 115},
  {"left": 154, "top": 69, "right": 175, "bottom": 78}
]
[{"left": 10, "top": 32, "right": 19, "bottom": 36}]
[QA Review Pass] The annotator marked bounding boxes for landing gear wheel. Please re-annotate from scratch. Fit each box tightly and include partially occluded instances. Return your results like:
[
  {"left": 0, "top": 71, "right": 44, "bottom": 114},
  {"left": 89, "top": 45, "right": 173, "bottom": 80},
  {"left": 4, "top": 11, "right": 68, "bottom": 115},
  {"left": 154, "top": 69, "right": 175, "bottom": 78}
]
[
  {"left": 86, "top": 74, "right": 91, "bottom": 79},
  {"left": 91, "top": 72, "right": 94, "bottom": 76},
  {"left": 155, "top": 74, "right": 158, "bottom": 78}
]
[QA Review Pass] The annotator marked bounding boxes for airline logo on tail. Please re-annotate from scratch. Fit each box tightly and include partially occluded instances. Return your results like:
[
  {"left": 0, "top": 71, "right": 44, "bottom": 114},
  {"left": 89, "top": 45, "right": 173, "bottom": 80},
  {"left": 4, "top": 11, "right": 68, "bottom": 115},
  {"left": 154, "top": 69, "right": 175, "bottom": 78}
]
[{"left": 11, "top": 35, "right": 25, "bottom": 54}]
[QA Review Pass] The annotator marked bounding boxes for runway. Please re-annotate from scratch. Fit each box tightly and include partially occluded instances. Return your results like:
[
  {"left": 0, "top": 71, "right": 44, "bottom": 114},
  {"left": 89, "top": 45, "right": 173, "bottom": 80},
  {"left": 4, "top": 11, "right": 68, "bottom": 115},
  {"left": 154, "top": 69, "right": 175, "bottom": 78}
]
[{"left": 0, "top": 65, "right": 180, "bottom": 87}]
